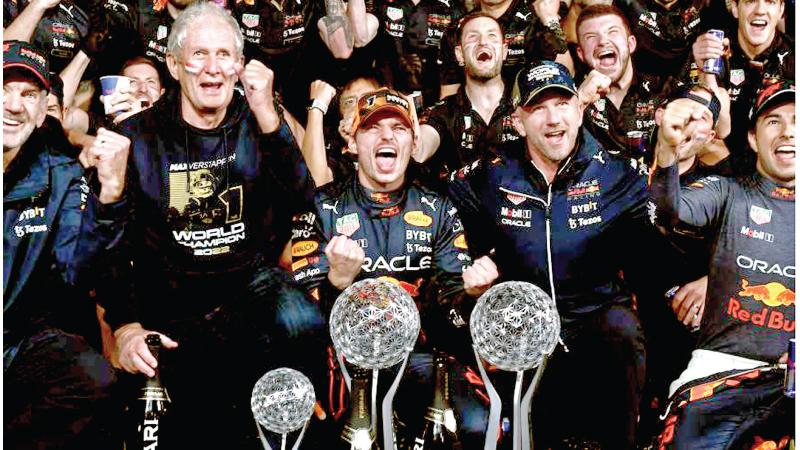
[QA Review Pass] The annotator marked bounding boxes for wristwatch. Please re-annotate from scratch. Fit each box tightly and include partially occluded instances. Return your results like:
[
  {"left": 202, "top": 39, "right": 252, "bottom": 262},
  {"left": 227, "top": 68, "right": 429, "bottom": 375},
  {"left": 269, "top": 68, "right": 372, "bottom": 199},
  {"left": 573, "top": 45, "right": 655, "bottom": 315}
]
[{"left": 306, "top": 98, "right": 329, "bottom": 115}]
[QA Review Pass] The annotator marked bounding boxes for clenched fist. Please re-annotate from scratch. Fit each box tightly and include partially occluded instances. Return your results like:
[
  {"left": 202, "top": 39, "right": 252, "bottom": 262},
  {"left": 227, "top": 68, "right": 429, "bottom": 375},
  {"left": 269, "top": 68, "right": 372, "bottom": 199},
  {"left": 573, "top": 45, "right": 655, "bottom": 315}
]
[
  {"left": 654, "top": 98, "right": 708, "bottom": 167},
  {"left": 309, "top": 80, "right": 337, "bottom": 111},
  {"left": 235, "top": 60, "right": 279, "bottom": 132},
  {"left": 463, "top": 255, "right": 499, "bottom": 297},
  {"left": 88, "top": 127, "right": 130, "bottom": 203},
  {"left": 578, "top": 69, "right": 611, "bottom": 109},
  {"left": 325, "top": 235, "right": 366, "bottom": 289}
]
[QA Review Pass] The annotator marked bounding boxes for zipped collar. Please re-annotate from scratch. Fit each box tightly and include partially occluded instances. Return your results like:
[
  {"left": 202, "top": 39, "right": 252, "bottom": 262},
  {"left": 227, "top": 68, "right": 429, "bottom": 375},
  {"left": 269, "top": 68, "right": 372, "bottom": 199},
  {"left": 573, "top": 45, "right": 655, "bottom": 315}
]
[{"left": 501, "top": 128, "right": 599, "bottom": 191}]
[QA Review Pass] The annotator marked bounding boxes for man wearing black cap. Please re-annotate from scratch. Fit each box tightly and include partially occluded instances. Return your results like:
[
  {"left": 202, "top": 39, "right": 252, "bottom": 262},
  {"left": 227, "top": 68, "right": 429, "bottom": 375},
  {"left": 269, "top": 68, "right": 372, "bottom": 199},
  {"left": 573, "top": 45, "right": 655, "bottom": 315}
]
[
  {"left": 449, "top": 60, "right": 653, "bottom": 449},
  {"left": 3, "top": 40, "right": 129, "bottom": 448},
  {"left": 650, "top": 78, "right": 794, "bottom": 449}
]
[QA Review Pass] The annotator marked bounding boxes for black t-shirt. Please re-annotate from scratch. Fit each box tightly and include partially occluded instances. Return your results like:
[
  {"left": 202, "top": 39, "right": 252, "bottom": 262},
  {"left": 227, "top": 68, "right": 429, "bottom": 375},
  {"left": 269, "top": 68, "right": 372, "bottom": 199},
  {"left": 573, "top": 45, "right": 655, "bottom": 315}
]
[
  {"left": 373, "top": 0, "right": 466, "bottom": 103},
  {"left": 4, "top": 0, "right": 89, "bottom": 73},
  {"left": 231, "top": 0, "right": 320, "bottom": 60},
  {"left": 420, "top": 86, "right": 520, "bottom": 177},
  {"left": 437, "top": 0, "right": 567, "bottom": 86},
  {"left": 615, "top": 0, "right": 711, "bottom": 76},
  {"left": 581, "top": 71, "right": 670, "bottom": 162}
]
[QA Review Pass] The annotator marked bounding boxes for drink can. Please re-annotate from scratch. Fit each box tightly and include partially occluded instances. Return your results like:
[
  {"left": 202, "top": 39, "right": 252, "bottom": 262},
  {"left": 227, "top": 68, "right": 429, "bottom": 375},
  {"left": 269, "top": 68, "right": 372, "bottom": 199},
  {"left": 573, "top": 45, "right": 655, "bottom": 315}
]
[
  {"left": 703, "top": 30, "right": 725, "bottom": 75},
  {"left": 626, "top": 130, "right": 648, "bottom": 155},
  {"left": 785, "top": 338, "right": 795, "bottom": 398}
]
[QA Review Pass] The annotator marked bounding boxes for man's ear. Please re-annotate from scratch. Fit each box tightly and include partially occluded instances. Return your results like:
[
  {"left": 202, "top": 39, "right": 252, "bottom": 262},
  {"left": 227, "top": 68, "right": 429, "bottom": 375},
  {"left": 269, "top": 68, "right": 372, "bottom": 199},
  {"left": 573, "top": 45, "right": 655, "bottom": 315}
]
[
  {"left": 166, "top": 54, "right": 180, "bottom": 81},
  {"left": 501, "top": 42, "right": 509, "bottom": 62},
  {"left": 346, "top": 134, "right": 358, "bottom": 155},
  {"left": 511, "top": 109, "right": 526, "bottom": 137},
  {"left": 576, "top": 44, "right": 585, "bottom": 63},
  {"left": 747, "top": 128, "right": 758, "bottom": 154},
  {"left": 655, "top": 106, "right": 665, "bottom": 127},
  {"left": 628, "top": 34, "right": 637, "bottom": 54},
  {"left": 36, "top": 94, "right": 48, "bottom": 127},
  {"left": 455, "top": 45, "right": 465, "bottom": 66},
  {"left": 731, "top": 0, "right": 739, "bottom": 19}
]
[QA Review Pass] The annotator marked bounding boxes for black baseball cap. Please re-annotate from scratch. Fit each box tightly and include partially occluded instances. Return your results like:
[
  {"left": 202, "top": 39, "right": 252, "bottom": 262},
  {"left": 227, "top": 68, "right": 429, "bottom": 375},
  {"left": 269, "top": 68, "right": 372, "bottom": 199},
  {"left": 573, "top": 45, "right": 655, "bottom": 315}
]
[
  {"left": 511, "top": 60, "right": 577, "bottom": 108},
  {"left": 749, "top": 78, "right": 795, "bottom": 127},
  {"left": 3, "top": 40, "right": 50, "bottom": 90}
]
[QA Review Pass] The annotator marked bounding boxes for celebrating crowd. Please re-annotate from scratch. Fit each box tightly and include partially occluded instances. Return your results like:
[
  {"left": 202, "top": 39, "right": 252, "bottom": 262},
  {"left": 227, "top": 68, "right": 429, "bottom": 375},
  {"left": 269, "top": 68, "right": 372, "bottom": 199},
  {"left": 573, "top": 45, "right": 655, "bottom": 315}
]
[{"left": 3, "top": 0, "right": 794, "bottom": 448}]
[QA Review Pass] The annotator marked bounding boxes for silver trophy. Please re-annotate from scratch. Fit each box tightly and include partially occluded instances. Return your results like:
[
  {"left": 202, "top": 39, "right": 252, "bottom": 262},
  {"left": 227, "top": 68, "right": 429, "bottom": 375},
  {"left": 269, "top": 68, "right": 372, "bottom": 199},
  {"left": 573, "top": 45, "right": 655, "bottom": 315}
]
[
  {"left": 329, "top": 278, "right": 420, "bottom": 449},
  {"left": 470, "top": 281, "right": 561, "bottom": 450},
  {"left": 251, "top": 367, "right": 316, "bottom": 450}
]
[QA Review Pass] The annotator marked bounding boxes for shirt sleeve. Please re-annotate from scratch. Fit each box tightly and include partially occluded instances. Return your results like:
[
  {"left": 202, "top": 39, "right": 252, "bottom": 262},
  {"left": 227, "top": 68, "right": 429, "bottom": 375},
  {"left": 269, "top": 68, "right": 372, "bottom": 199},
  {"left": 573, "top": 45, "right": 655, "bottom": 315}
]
[
  {"left": 291, "top": 205, "right": 338, "bottom": 312},
  {"left": 649, "top": 163, "right": 727, "bottom": 231}
]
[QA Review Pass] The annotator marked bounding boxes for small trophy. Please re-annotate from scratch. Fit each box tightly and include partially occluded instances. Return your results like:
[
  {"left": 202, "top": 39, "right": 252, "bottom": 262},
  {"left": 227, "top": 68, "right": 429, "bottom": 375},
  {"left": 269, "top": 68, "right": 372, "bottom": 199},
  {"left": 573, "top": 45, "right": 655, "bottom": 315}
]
[
  {"left": 470, "top": 281, "right": 561, "bottom": 450},
  {"left": 329, "top": 279, "right": 421, "bottom": 450},
  {"left": 251, "top": 368, "right": 316, "bottom": 450}
]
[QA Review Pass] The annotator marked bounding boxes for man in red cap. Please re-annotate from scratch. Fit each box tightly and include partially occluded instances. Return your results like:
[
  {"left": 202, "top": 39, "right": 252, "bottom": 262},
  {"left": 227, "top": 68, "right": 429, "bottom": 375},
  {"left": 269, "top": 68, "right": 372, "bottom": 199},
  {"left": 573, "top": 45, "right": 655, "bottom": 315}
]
[
  {"left": 651, "top": 77, "right": 795, "bottom": 449},
  {"left": 289, "top": 87, "right": 490, "bottom": 443},
  {"left": 3, "top": 40, "right": 129, "bottom": 448}
]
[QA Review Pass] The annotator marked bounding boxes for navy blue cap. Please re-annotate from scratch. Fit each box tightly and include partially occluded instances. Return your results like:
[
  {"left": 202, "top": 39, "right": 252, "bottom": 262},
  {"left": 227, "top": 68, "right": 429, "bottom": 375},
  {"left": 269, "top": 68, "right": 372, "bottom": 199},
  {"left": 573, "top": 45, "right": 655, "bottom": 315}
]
[
  {"left": 511, "top": 60, "right": 577, "bottom": 108},
  {"left": 3, "top": 40, "right": 50, "bottom": 90}
]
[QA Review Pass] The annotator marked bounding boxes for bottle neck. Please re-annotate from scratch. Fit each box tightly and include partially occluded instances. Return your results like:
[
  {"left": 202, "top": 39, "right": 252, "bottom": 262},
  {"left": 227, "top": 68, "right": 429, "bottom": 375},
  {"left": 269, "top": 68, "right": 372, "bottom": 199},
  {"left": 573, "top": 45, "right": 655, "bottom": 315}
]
[{"left": 342, "top": 368, "right": 376, "bottom": 446}]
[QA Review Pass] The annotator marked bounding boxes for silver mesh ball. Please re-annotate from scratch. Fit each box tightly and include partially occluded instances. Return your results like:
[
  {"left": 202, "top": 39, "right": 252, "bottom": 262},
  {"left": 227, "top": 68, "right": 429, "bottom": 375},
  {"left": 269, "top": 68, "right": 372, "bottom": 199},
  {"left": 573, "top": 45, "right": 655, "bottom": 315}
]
[
  {"left": 470, "top": 281, "right": 561, "bottom": 372},
  {"left": 329, "top": 279, "right": 420, "bottom": 369},
  {"left": 251, "top": 368, "right": 316, "bottom": 434}
]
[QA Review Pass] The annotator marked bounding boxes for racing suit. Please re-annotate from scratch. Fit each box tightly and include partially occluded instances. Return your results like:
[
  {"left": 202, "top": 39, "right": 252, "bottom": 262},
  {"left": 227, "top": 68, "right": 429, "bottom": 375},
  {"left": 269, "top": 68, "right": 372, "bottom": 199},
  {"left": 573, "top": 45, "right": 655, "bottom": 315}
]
[
  {"left": 290, "top": 170, "right": 491, "bottom": 445},
  {"left": 447, "top": 129, "right": 653, "bottom": 449},
  {"left": 650, "top": 166, "right": 795, "bottom": 449}
]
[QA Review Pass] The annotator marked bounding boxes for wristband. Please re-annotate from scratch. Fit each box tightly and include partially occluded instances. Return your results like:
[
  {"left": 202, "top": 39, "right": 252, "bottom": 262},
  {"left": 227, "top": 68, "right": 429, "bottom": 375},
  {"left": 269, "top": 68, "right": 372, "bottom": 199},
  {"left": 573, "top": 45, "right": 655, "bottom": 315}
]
[{"left": 307, "top": 98, "right": 329, "bottom": 115}]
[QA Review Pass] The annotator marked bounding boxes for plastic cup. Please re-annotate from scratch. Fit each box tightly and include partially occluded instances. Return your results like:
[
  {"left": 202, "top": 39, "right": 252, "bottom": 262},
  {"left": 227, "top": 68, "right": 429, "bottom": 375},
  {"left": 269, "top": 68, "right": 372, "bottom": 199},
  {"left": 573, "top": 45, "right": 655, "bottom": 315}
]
[{"left": 100, "top": 75, "right": 133, "bottom": 117}]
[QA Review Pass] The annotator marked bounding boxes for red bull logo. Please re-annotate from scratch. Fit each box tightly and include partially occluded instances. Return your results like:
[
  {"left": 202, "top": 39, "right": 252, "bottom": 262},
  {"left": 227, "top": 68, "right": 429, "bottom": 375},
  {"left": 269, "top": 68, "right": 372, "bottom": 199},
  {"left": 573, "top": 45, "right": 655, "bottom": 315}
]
[
  {"left": 378, "top": 276, "right": 423, "bottom": 297},
  {"left": 726, "top": 279, "right": 795, "bottom": 332},
  {"left": 739, "top": 279, "right": 795, "bottom": 307}
]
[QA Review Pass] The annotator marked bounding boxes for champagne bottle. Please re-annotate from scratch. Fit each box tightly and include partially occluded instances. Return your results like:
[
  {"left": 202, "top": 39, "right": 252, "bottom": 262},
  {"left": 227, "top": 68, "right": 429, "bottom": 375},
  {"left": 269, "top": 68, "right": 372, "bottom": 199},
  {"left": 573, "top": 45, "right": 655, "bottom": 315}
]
[
  {"left": 341, "top": 367, "right": 381, "bottom": 450},
  {"left": 136, "top": 334, "right": 170, "bottom": 450},
  {"left": 411, "top": 354, "right": 462, "bottom": 450}
]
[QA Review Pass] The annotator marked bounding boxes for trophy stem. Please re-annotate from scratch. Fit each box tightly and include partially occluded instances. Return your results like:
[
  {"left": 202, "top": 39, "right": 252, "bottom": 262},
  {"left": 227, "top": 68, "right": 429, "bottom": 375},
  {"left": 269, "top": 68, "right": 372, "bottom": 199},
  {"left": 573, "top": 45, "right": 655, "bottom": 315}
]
[
  {"left": 521, "top": 356, "right": 549, "bottom": 450},
  {"left": 371, "top": 368, "right": 379, "bottom": 432},
  {"left": 254, "top": 417, "right": 274, "bottom": 450},
  {"left": 513, "top": 371, "right": 524, "bottom": 450},
  {"left": 291, "top": 421, "right": 309, "bottom": 450},
  {"left": 473, "top": 345, "right": 501, "bottom": 450},
  {"left": 336, "top": 350, "right": 352, "bottom": 391},
  {"left": 280, "top": 433, "right": 287, "bottom": 450},
  {"left": 382, "top": 353, "right": 410, "bottom": 450}
]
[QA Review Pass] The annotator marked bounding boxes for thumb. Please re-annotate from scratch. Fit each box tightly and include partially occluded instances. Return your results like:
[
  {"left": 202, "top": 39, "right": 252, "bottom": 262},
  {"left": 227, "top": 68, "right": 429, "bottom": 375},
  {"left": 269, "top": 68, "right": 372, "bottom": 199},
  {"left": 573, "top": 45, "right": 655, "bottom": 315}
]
[
  {"left": 159, "top": 333, "right": 179, "bottom": 348},
  {"left": 234, "top": 62, "right": 246, "bottom": 84}
]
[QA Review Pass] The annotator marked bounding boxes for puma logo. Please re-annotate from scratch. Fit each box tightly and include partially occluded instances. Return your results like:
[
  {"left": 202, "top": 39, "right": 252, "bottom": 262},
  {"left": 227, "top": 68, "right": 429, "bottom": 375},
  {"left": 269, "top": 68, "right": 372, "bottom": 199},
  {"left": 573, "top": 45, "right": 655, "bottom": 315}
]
[
  {"left": 421, "top": 196, "right": 438, "bottom": 212},
  {"left": 592, "top": 151, "right": 605, "bottom": 165},
  {"left": 777, "top": 51, "right": 789, "bottom": 65},
  {"left": 516, "top": 11, "right": 531, "bottom": 21},
  {"left": 323, "top": 200, "right": 339, "bottom": 214},
  {"left": 642, "top": 80, "right": 651, "bottom": 92}
]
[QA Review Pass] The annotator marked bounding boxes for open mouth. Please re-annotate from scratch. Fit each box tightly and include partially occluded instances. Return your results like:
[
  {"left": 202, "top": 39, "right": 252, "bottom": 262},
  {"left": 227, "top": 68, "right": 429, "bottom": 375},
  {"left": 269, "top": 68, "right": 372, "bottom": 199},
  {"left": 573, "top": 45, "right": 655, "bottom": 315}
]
[
  {"left": 595, "top": 48, "right": 618, "bottom": 69},
  {"left": 475, "top": 48, "right": 493, "bottom": 63},
  {"left": 544, "top": 130, "right": 566, "bottom": 145},
  {"left": 775, "top": 144, "right": 795, "bottom": 162},
  {"left": 375, "top": 146, "right": 398, "bottom": 172},
  {"left": 137, "top": 97, "right": 151, "bottom": 108},
  {"left": 3, "top": 117, "right": 22, "bottom": 126},
  {"left": 199, "top": 81, "right": 223, "bottom": 95},
  {"left": 749, "top": 18, "right": 768, "bottom": 33}
]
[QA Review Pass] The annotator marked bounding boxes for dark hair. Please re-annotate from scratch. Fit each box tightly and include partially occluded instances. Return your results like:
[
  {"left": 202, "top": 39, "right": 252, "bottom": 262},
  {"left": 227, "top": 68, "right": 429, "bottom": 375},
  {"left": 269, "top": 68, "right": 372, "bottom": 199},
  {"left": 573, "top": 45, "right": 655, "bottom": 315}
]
[
  {"left": 120, "top": 56, "right": 163, "bottom": 82},
  {"left": 49, "top": 72, "right": 64, "bottom": 104},
  {"left": 457, "top": 11, "right": 505, "bottom": 43},
  {"left": 576, "top": 4, "right": 632, "bottom": 39}
]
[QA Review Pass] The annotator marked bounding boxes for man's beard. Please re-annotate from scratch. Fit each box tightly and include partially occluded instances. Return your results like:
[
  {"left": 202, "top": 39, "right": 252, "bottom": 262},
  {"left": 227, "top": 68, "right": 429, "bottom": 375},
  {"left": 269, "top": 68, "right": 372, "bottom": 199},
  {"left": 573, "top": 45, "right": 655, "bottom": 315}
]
[{"left": 466, "top": 61, "right": 502, "bottom": 82}]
